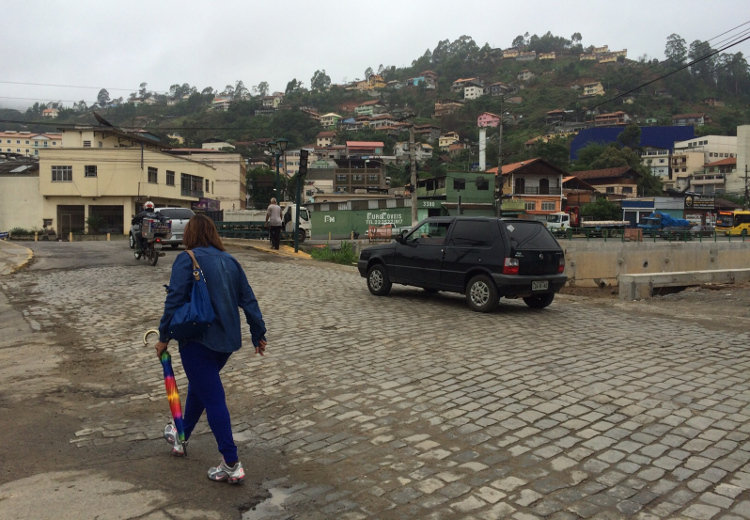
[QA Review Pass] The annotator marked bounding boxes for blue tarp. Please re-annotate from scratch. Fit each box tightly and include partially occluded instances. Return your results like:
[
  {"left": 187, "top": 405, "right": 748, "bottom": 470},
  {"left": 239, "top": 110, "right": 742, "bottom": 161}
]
[{"left": 570, "top": 126, "right": 696, "bottom": 160}]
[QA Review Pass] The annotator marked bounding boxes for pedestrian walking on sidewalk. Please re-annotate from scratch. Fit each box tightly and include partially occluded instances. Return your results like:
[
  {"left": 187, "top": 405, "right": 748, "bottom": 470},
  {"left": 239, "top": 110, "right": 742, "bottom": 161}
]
[
  {"left": 154, "top": 214, "right": 268, "bottom": 484},
  {"left": 265, "top": 197, "right": 282, "bottom": 250}
]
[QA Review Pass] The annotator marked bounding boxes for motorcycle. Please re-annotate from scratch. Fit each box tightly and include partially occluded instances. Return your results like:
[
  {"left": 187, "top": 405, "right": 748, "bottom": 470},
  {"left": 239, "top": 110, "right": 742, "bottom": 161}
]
[{"left": 134, "top": 218, "right": 171, "bottom": 266}]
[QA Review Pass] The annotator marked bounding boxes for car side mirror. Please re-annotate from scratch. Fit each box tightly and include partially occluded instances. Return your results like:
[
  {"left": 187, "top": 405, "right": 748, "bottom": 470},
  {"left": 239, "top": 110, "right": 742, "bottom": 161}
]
[{"left": 395, "top": 234, "right": 404, "bottom": 244}]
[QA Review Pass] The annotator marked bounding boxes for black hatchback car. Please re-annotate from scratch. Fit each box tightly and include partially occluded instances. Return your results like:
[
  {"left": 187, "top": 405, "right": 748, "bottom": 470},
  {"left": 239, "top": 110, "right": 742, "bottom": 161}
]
[{"left": 357, "top": 216, "right": 567, "bottom": 312}]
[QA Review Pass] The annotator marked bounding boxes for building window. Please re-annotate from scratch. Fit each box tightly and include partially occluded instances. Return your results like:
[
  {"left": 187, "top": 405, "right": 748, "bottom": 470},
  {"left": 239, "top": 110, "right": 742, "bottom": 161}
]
[
  {"left": 84, "top": 165, "right": 97, "bottom": 177},
  {"left": 622, "top": 187, "right": 633, "bottom": 194},
  {"left": 336, "top": 175, "right": 347, "bottom": 181},
  {"left": 475, "top": 177, "right": 489, "bottom": 190},
  {"left": 352, "top": 175, "right": 363, "bottom": 181},
  {"left": 166, "top": 170, "right": 175, "bottom": 186},
  {"left": 83, "top": 140, "right": 91, "bottom": 147},
  {"left": 368, "top": 174, "right": 378, "bottom": 181},
  {"left": 148, "top": 167, "right": 158, "bottom": 184},
  {"left": 52, "top": 166, "right": 72, "bottom": 182},
  {"left": 525, "top": 201, "right": 536, "bottom": 211},
  {"left": 606, "top": 187, "right": 615, "bottom": 193},
  {"left": 205, "top": 179, "right": 210, "bottom": 192},
  {"left": 453, "top": 178, "right": 466, "bottom": 190},
  {"left": 541, "top": 202, "right": 556, "bottom": 211},
  {"left": 211, "top": 181, "right": 214, "bottom": 193}
]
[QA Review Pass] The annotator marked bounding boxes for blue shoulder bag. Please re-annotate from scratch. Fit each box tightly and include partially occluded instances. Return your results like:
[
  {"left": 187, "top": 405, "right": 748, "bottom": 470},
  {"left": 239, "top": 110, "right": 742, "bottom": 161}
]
[{"left": 167, "top": 250, "right": 216, "bottom": 341}]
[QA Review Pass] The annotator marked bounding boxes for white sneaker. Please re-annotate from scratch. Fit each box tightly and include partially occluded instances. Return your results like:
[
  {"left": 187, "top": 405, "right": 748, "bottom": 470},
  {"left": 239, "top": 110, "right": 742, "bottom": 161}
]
[
  {"left": 207, "top": 459, "right": 245, "bottom": 484},
  {"left": 163, "top": 423, "right": 187, "bottom": 457}
]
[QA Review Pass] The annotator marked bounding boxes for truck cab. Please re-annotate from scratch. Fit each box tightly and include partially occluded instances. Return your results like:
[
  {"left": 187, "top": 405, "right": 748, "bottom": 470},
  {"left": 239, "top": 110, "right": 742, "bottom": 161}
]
[{"left": 545, "top": 212, "right": 570, "bottom": 232}]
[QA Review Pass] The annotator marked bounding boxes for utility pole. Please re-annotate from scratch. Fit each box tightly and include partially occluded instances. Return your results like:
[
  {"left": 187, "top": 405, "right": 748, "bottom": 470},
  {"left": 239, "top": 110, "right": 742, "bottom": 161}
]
[
  {"left": 410, "top": 124, "right": 418, "bottom": 226},
  {"left": 495, "top": 116, "right": 503, "bottom": 217},
  {"left": 744, "top": 165, "right": 749, "bottom": 210}
]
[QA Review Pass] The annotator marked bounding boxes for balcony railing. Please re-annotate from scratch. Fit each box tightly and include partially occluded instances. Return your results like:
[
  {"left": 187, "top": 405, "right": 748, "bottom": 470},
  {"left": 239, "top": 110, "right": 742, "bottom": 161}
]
[
  {"left": 514, "top": 187, "right": 562, "bottom": 195},
  {"left": 181, "top": 189, "right": 204, "bottom": 198}
]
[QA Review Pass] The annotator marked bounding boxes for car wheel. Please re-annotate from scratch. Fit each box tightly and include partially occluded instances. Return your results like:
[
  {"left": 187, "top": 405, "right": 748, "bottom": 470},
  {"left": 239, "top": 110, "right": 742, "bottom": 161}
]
[
  {"left": 367, "top": 264, "right": 392, "bottom": 296},
  {"left": 523, "top": 293, "right": 555, "bottom": 309},
  {"left": 465, "top": 275, "right": 498, "bottom": 313},
  {"left": 129, "top": 233, "right": 135, "bottom": 249},
  {"left": 171, "top": 244, "right": 180, "bottom": 249},
  {"left": 297, "top": 229, "right": 306, "bottom": 244}
]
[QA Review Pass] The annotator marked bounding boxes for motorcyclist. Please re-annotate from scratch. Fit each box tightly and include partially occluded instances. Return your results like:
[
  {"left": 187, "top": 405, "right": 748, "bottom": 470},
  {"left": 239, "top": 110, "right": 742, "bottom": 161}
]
[{"left": 132, "top": 201, "right": 159, "bottom": 253}]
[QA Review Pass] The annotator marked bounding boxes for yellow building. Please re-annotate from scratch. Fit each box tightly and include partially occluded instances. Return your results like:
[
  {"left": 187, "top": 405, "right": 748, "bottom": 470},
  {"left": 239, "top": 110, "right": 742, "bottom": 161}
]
[
  {"left": 1, "top": 131, "right": 62, "bottom": 157},
  {"left": 582, "top": 82, "right": 605, "bottom": 97},
  {"left": 31, "top": 126, "right": 218, "bottom": 236}
]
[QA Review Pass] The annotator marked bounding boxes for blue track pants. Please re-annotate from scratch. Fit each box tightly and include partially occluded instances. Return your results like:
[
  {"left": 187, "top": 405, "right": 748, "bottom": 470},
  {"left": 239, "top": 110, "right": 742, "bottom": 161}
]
[{"left": 179, "top": 341, "right": 237, "bottom": 464}]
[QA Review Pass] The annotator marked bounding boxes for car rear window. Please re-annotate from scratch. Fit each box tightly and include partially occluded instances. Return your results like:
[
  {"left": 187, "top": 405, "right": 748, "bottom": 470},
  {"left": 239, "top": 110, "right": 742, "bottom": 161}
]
[
  {"left": 448, "top": 220, "right": 493, "bottom": 247},
  {"left": 503, "top": 221, "right": 558, "bottom": 249},
  {"left": 157, "top": 209, "right": 195, "bottom": 220}
]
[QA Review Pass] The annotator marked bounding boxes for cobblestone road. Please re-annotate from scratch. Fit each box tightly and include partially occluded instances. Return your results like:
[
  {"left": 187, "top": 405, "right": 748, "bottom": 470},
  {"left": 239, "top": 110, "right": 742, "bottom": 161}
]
[{"left": 4, "top": 245, "right": 750, "bottom": 520}]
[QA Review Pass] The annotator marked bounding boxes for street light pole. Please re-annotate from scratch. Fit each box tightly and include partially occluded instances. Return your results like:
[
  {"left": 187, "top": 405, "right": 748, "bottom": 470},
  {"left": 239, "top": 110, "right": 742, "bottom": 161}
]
[
  {"left": 267, "top": 138, "right": 289, "bottom": 203},
  {"left": 409, "top": 124, "right": 418, "bottom": 226}
]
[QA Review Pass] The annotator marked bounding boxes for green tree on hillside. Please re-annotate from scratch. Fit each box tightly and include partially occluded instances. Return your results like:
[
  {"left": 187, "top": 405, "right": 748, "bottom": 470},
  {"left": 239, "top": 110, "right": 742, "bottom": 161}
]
[
  {"left": 253, "top": 82, "right": 269, "bottom": 97},
  {"left": 97, "top": 89, "right": 110, "bottom": 107},
  {"left": 665, "top": 34, "right": 687, "bottom": 65},
  {"left": 311, "top": 70, "right": 331, "bottom": 92}
]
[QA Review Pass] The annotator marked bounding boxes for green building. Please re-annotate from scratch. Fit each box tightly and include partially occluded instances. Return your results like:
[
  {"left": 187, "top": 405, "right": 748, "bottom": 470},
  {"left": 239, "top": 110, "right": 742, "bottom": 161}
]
[{"left": 307, "top": 170, "right": 526, "bottom": 239}]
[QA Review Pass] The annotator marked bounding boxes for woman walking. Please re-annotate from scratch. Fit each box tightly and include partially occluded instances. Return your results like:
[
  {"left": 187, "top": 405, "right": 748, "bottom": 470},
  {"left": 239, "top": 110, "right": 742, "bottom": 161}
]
[{"left": 154, "top": 214, "right": 267, "bottom": 484}]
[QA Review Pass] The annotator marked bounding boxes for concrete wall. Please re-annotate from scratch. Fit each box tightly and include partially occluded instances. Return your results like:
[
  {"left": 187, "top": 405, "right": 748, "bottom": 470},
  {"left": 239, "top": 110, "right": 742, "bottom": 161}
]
[
  {"left": 562, "top": 240, "right": 750, "bottom": 287},
  {"left": 0, "top": 176, "right": 43, "bottom": 231}
]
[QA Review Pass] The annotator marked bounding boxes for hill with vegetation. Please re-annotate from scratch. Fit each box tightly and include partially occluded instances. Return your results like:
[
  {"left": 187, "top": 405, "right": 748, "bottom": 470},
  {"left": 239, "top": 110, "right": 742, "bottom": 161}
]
[{"left": 3, "top": 32, "right": 749, "bottom": 191}]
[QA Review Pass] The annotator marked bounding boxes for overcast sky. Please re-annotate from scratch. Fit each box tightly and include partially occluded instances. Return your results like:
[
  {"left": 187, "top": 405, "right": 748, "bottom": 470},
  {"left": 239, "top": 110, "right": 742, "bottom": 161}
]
[{"left": 2, "top": 0, "right": 749, "bottom": 111}]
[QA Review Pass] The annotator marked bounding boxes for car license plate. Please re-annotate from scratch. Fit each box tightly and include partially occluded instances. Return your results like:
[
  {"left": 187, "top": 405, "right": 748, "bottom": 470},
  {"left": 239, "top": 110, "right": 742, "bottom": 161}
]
[{"left": 532, "top": 281, "right": 548, "bottom": 291}]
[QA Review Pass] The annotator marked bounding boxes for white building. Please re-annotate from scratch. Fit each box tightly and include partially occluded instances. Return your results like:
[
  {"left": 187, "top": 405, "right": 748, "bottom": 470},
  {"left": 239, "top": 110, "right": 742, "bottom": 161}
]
[
  {"left": 729, "top": 125, "right": 750, "bottom": 194},
  {"left": 673, "top": 135, "right": 737, "bottom": 164},
  {"left": 463, "top": 85, "right": 485, "bottom": 100}
]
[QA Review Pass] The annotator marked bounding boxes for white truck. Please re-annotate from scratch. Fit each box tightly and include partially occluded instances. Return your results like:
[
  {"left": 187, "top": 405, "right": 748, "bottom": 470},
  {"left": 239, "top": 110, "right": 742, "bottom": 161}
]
[
  {"left": 223, "top": 204, "right": 311, "bottom": 239},
  {"left": 545, "top": 212, "right": 629, "bottom": 238}
]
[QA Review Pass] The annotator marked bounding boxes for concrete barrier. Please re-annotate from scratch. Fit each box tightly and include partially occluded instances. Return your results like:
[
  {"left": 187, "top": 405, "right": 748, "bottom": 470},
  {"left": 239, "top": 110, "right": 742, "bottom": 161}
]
[
  {"left": 619, "top": 269, "right": 750, "bottom": 300},
  {"left": 562, "top": 241, "right": 750, "bottom": 288}
]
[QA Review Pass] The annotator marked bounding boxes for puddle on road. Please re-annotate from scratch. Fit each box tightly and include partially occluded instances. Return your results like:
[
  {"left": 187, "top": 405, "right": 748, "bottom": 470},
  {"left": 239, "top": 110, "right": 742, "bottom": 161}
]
[{"left": 242, "top": 486, "right": 297, "bottom": 520}]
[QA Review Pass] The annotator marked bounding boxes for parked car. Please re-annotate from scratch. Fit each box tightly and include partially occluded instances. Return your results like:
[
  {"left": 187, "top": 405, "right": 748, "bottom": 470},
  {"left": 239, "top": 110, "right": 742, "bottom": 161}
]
[
  {"left": 357, "top": 216, "right": 567, "bottom": 312},
  {"left": 130, "top": 207, "right": 195, "bottom": 249}
]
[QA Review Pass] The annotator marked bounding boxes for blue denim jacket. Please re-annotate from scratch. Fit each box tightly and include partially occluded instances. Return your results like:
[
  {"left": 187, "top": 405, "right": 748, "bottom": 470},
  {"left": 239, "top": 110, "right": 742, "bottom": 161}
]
[{"left": 158, "top": 246, "right": 266, "bottom": 352}]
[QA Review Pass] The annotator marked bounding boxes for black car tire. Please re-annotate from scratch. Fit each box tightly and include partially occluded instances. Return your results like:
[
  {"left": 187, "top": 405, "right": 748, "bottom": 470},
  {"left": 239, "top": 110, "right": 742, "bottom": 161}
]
[
  {"left": 367, "top": 264, "right": 392, "bottom": 296},
  {"left": 298, "top": 229, "right": 306, "bottom": 244},
  {"left": 466, "top": 275, "right": 498, "bottom": 313},
  {"left": 129, "top": 233, "right": 135, "bottom": 249},
  {"left": 523, "top": 293, "right": 555, "bottom": 309}
]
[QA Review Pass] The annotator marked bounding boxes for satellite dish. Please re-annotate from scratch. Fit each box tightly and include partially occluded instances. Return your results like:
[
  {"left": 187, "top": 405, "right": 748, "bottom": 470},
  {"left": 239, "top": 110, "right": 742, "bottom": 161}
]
[{"left": 93, "top": 111, "right": 114, "bottom": 127}]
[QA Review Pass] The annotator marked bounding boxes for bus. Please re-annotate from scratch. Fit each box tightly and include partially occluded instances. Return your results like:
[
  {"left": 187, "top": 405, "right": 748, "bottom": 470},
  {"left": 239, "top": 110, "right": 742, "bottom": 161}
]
[{"left": 716, "top": 210, "right": 750, "bottom": 236}]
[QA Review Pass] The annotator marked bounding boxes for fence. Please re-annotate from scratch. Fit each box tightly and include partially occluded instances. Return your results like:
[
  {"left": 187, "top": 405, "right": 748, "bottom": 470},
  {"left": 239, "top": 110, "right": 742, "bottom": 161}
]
[{"left": 553, "top": 228, "right": 746, "bottom": 243}]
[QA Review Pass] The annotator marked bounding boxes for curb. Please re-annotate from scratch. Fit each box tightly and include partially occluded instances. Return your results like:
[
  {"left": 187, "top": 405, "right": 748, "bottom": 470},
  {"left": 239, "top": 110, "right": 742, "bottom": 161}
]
[
  {"left": 222, "top": 239, "right": 312, "bottom": 260},
  {"left": 0, "top": 241, "right": 34, "bottom": 275}
]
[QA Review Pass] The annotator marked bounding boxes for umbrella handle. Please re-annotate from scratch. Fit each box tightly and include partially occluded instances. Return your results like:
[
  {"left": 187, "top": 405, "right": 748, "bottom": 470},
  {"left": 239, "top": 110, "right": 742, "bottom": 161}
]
[{"left": 143, "top": 329, "right": 160, "bottom": 346}]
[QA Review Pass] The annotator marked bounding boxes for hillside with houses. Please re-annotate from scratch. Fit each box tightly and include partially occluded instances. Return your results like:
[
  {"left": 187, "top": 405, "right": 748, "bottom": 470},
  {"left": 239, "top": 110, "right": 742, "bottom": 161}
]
[{"left": 2, "top": 31, "right": 750, "bottom": 224}]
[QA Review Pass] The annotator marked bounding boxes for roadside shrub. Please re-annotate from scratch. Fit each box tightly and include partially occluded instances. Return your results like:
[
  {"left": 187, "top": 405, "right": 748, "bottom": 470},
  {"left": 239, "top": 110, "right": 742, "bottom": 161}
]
[
  {"left": 9, "top": 227, "right": 32, "bottom": 236},
  {"left": 310, "top": 241, "right": 358, "bottom": 265}
]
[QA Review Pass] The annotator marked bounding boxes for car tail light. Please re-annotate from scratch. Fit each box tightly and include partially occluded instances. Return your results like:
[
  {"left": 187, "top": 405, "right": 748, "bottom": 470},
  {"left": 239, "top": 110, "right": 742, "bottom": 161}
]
[
  {"left": 155, "top": 238, "right": 162, "bottom": 244},
  {"left": 503, "top": 258, "right": 519, "bottom": 275},
  {"left": 558, "top": 256, "right": 565, "bottom": 273}
]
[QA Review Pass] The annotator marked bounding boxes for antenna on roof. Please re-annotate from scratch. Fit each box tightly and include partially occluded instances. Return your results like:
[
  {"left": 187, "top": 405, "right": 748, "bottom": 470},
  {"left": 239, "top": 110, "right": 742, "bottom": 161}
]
[{"left": 93, "top": 111, "right": 114, "bottom": 127}]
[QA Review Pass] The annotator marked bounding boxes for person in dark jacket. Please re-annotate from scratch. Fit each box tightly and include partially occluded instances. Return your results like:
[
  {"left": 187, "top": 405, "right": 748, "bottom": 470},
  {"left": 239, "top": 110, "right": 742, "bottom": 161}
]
[
  {"left": 131, "top": 200, "right": 159, "bottom": 253},
  {"left": 155, "top": 214, "right": 267, "bottom": 484}
]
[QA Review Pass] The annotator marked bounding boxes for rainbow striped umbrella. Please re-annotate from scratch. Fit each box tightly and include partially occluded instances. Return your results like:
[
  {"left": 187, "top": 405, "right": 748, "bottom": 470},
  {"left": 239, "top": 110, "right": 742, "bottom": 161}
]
[
  {"left": 144, "top": 330, "right": 185, "bottom": 446},
  {"left": 160, "top": 350, "right": 185, "bottom": 444}
]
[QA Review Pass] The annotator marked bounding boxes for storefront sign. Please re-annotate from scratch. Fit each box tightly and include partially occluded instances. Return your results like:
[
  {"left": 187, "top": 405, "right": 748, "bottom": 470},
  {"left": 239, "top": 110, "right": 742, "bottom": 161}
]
[
  {"left": 366, "top": 211, "right": 405, "bottom": 225},
  {"left": 684, "top": 195, "right": 714, "bottom": 210},
  {"left": 192, "top": 198, "right": 221, "bottom": 211}
]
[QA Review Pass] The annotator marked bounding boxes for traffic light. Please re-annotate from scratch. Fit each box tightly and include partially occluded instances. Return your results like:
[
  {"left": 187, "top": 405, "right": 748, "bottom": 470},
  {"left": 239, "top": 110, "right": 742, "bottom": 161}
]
[{"left": 299, "top": 149, "right": 309, "bottom": 176}]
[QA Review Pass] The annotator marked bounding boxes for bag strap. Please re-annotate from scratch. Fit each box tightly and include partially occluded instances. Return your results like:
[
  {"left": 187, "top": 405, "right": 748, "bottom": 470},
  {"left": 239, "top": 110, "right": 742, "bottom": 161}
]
[{"left": 185, "top": 250, "right": 206, "bottom": 283}]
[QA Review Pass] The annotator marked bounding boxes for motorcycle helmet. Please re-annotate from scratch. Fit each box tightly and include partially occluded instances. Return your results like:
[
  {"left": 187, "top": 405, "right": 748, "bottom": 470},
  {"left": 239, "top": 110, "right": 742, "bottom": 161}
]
[{"left": 143, "top": 201, "right": 155, "bottom": 210}]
